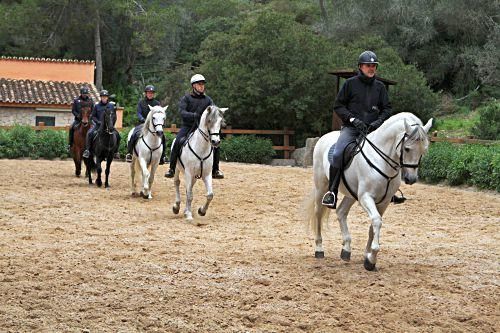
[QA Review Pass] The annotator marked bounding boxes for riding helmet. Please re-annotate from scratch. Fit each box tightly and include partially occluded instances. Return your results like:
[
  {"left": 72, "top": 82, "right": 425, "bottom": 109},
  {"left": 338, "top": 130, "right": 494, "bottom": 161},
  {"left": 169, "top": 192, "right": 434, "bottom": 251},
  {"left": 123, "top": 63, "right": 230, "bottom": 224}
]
[
  {"left": 358, "top": 51, "right": 379, "bottom": 65},
  {"left": 144, "top": 85, "right": 155, "bottom": 92},
  {"left": 190, "top": 74, "right": 206, "bottom": 85},
  {"left": 99, "top": 89, "right": 109, "bottom": 96},
  {"left": 80, "top": 86, "right": 90, "bottom": 95}
]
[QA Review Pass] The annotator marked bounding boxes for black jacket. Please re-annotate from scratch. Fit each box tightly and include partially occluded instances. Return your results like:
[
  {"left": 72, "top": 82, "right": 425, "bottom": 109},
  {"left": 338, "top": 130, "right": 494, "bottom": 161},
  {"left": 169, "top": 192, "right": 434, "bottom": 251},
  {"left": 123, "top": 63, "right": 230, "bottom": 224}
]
[
  {"left": 71, "top": 96, "right": 94, "bottom": 121},
  {"left": 178, "top": 92, "right": 213, "bottom": 128},
  {"left": 137, "top": 98, "right": 161, "bottom": 123},
  {"left": 334, "top": 71, "right": 392, "bottom": 126}
]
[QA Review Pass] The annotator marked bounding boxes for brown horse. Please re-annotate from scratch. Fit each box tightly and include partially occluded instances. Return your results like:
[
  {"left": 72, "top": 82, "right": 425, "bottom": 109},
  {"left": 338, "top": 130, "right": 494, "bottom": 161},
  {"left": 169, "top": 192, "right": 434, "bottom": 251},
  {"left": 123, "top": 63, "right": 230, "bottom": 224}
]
[{"left": 71, "top": 108, "right": 92, "bottom": 177}]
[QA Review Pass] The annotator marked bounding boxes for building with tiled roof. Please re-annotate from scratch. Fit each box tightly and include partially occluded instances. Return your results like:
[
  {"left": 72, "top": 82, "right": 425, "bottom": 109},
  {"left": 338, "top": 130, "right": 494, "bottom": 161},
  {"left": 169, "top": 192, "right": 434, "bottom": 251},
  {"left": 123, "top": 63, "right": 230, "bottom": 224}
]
[{"left": 0, "top": 56, "right": 122, "bottom": 127}]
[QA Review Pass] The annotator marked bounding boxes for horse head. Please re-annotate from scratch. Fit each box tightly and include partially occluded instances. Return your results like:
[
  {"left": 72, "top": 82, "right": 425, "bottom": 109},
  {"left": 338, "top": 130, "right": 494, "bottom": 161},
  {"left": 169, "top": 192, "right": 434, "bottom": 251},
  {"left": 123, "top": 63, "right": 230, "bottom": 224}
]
[
  {"left": 201, "top": 105, "right": 228, "bottom": 148},
  {"left": 81, "top": 107, "right": 91, "bottom": 127},
  {"left": 147, "top": 105, "right": 168, "bottom": 137},
  {"left": 103, "top": 106, "right": 117, "bottom": 134},
  {"left": 398, "top": 117, "right": 433, "bottom": 184}
]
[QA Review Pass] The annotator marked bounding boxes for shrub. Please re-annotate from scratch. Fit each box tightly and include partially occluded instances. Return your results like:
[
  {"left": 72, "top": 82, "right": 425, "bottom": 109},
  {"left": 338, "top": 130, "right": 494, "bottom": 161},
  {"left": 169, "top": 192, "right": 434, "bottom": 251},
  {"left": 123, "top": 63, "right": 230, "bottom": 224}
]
[
  {"left": 8, "top": 125, "right": 37, "bottom": 158},
  {"left": 419, "top": 142, "right": 455, "bottom": 183},
  {"left": 471, "top": 100, "right": 500, "bottom": 140},
  {"left": 35, "top": 130, "right": 68, "bottom": 159},
  {"left": 220, "top": 135, "right": 275, "bottom": 164}
]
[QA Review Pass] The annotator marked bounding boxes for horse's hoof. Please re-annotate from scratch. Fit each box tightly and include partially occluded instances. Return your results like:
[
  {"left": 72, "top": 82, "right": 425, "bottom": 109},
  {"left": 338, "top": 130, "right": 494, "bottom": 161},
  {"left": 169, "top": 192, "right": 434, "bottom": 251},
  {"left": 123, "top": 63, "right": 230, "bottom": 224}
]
[
  {"left": 131, "top": 192, "right": 138, "bottom": 197},
  {"left": 340, "top": 249, "right": 351, "bottom": 261},
  {"left": 315, "top": 251, "right": 325, "bottom": 259},
  {"left": 198, "top": 207, "right": 206, "bottom": 216},
  {"left": 96, "top": 180, "right": 102, "bottom": 187},
  {"left": 364, "top": 258, "right": 376, "bottom": 271},
  {"left": 173, "top": 206, "right": 180, "bottom": 214},
  {"left": 142, "top": 193, "right": 149, "bottom": 199}
]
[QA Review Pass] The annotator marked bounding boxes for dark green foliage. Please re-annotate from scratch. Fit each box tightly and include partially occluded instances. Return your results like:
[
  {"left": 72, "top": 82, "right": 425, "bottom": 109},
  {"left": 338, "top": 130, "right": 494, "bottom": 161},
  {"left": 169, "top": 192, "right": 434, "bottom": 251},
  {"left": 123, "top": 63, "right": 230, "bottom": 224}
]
[
  {"left": 419, "top": 142, "right": 500, "bottom": 191},
  {"left": 471, "top": 101, "right": 500, "bottom": 140},
  {"left": 220, "top": 135, "right": 275, "bottom": 164},
  {"left": 0, "top": 125, "right": 68, "bottom": 159}
]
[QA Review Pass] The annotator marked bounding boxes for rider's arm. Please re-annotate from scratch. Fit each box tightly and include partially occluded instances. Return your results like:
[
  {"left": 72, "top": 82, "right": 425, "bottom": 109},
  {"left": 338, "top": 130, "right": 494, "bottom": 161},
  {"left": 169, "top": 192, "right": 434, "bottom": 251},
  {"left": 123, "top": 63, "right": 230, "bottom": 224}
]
[
  {"left": 71, "top": 99, "right": 80, "bottom": 119},
  {"left": 333, "top": 81, "right": 354, "bottom": 124},
  {"left": 377, "top": 84, "right": 392, "bottom": 122},
  {"left": 179, "top": 95, "right": 197, "bottom": 122},
  {"left": 136, "top": 100, "right": 145, "bottom": 123},
  {"left": 91, "top": 103, "right": 99, "bottom": 124}
]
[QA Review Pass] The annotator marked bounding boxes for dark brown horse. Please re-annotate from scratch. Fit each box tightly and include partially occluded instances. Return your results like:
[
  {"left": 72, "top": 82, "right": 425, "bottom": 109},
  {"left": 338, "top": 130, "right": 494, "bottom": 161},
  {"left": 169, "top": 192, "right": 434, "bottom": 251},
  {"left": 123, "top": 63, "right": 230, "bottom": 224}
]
[{"left": 70, "top": 108, "right": 92, "bottom": 177}]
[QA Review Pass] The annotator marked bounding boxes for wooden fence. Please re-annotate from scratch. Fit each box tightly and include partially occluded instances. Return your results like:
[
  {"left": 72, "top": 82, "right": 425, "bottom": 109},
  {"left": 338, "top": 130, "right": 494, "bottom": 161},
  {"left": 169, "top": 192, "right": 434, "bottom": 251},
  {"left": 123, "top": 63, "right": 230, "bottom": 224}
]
[
  {"left": 0, "top": 123, "right": 296, "bottom": 158},
  {"left": 430, "top": 132, "right": 499, "bottom": 145}
]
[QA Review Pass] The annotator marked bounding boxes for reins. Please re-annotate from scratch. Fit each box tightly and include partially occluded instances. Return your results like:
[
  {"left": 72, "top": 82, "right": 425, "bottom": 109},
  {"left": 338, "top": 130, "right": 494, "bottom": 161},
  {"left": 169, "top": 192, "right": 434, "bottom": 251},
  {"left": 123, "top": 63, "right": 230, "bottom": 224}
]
[{"left": 342, "top": 124, "right": 423, "bottom": 204}]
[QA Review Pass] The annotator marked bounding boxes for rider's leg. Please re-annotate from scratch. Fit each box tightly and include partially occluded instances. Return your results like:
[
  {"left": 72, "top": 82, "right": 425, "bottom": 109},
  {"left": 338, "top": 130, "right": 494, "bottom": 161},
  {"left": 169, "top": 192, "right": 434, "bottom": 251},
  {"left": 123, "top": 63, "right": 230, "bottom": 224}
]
[
  {"left": 212, "top": 147, "right": 224, "bottom": 179},
  {"left": 82, "top": 127, "right": 94, "bottom": 158},
  {"left": 126, "top": 126, "right": 139, "bottom": 162},
  {"left": 159, "top": 134, "right": 166, "bottom": 165},
  {"left": 322, "top": 126, "right": 358, "bottom": 209},
  {"left": 165, "top": 127, "right": 189, "bottom": 178},
  {"left": 68, "top": 121, "right": 76, "bottom": 148}
]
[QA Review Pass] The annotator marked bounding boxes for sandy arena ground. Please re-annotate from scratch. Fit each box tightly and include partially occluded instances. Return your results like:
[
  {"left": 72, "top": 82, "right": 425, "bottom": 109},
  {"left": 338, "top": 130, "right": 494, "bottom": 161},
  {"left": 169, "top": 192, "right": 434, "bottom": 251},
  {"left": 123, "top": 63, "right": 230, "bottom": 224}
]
[{"left": 0, "top": 159, "right": 498, "bottom": 332}]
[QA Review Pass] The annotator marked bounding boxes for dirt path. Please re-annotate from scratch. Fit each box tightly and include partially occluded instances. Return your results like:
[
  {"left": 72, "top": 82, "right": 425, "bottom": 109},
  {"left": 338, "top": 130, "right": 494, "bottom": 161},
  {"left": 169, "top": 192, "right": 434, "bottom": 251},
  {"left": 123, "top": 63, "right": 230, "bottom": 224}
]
[{"left": 0, "top": 159, "right": 498, "bottom": 332}]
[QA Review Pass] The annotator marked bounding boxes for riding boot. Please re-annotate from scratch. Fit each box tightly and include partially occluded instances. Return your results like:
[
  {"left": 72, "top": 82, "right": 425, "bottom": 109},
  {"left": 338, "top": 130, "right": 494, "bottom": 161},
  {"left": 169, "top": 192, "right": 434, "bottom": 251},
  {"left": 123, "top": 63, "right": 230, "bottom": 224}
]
[
  {"left": 126, "top": 131, "right": 135, "bottom": 163},
  {"left": 82, "top": 129, "right": 93, "bottom": 158},
  {"left": 68, "top": 126, "right": 74, "bottom": 148},
  {"left": 212, "top": 147, "right": 224, "bottom": 179},
  {"left": 159, "top": 135, "right": 166, "bottom": 165},
  {"left": 165, "top": 145, "right": 178, "bottom": 178},
  {"left": 322, "top": 166, "right": 341, "bottom": 209}
]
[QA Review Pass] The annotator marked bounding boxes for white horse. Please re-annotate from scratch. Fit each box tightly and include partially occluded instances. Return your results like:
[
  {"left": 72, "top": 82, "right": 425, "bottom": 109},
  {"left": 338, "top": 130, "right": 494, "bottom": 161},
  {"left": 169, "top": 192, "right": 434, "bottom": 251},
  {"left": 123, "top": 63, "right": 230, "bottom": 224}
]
[
  {"left": 172, "top": 105, "right": 227, "bottom": 221},
  {"left": 128, "top": 105, "right": 168, "bottom": 199},
  {"left": 304, "top": 112, "right": 433, "bottom": 270}
]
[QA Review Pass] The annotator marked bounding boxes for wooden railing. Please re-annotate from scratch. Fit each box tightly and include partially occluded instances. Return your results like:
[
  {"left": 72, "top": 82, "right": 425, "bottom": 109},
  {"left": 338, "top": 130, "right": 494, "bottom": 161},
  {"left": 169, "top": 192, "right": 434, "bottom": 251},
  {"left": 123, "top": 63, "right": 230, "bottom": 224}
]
[
  {"left": 166, "top": 124, "right": 295, "bottom": 158},
  {"left": 430, "top": 132, "right": 499, "bottom": 145}
]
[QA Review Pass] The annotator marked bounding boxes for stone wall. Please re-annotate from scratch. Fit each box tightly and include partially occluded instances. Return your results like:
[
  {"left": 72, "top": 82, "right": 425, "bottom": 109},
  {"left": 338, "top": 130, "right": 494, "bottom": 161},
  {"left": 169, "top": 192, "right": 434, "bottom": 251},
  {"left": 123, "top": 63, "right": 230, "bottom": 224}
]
[{"left": 0, "top": 107, "right": 72, "bottom": 126}]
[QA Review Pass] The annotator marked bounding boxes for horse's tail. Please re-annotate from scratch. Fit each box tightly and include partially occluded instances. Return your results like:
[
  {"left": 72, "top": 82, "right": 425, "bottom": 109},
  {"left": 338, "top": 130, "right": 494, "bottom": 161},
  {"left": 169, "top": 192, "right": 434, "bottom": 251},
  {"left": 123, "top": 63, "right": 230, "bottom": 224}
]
[
  {"left": 302, "top": 187, "right": 330, "bottom": 233},
  {"left": 85, "top": 156, "right": 96, "bottom": 173}
]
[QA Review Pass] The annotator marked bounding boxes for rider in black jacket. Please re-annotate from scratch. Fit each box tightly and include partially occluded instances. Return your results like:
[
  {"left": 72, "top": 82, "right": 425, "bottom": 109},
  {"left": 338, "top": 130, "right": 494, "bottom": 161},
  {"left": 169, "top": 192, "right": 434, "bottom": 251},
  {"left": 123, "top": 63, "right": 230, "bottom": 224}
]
[
  {"left": 164, "top": 74, "right": 224, "bottom": 179},
  {"left": 68, "top": 86, "right": 94, "bottom": 150},
  {"left": 322, "top": 51, "right": 392, "bottom": 208},
  {"left": 125, "top": 85, "right": 167, "bottom": 164}
]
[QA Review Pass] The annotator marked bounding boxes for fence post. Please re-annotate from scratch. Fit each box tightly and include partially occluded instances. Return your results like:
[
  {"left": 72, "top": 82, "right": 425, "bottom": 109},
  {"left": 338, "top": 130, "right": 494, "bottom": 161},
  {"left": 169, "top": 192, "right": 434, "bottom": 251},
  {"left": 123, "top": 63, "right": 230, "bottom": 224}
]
[
  {"left": 284, "top": 126, "right": 290, "bottom": 159},
  {"left": 226, "top": 125, "right": 232, "bottom": 138}
]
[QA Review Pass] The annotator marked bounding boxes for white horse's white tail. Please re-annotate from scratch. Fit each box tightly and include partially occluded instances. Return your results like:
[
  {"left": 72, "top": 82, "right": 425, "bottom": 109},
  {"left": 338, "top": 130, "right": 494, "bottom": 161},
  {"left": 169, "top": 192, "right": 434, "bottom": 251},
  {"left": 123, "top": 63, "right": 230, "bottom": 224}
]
[{"left": 302, "top": 187, "right": 330, "bottom": 233}]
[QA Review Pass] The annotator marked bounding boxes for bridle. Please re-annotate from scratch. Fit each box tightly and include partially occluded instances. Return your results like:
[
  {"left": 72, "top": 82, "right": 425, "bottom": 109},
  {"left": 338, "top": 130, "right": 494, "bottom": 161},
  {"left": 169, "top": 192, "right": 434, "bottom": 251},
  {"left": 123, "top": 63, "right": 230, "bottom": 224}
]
[
  {"left": 135, "top": 112, "right": 164, "bottom": 164},
  {"left": 343, "top": 124, "right": 424, "bottom": 204}
]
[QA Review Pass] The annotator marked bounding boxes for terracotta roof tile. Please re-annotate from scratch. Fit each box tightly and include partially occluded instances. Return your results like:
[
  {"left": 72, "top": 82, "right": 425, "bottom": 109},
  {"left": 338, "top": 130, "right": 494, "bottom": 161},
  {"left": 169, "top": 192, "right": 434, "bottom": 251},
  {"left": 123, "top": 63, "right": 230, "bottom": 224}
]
[
  {"left": 0, "top": 78, "right": 99, "bottom": 105},
  {"left": 0, "top": 56, "right": 94, "bottom": 63}
]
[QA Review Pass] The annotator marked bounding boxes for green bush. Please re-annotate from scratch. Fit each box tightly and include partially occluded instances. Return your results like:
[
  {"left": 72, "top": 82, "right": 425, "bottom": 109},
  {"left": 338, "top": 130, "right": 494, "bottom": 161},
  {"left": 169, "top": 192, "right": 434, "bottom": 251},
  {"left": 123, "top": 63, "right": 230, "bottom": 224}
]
[
  {"left": 419, "top": 142, "right": 500, "bottom": 191},
  {"left": 471, "top": 100, "right": 500, "bottom": 140},
  {"left": 35, "top": 130, "right": 68, "bottom": 159},
  {"left": 220, "top": 135, "right": 275, "bottom": 164}
]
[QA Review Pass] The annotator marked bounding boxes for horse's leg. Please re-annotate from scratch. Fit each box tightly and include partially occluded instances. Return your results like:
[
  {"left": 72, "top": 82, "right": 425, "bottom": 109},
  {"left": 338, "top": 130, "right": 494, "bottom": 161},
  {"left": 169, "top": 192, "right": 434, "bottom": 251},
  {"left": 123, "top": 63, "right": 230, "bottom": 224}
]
[
  {"left": 198, "top": 175, "right": 213, "bottom": 217},
  {"left": 183, "top": 173, "right": 195, "bottom": 221},
  {"left": 86, "top": 156, "right": 93, "bottom": 185},
  {"left": 147, "top": 159, "right": 159, "bottom": 200},
  {"left": 336, "top": 196, "right": 356, "bottom": 261},
  {"left": 74, "top": 154, "right": 81, "bottom": 177},
  {"left": 313, "top": 187, "right": 327, "bottom": 258},
  {"left": 139, "top": 157, "right": 151, "bottom": 199},
  {"left": 359, "top": 195, "right": 386, "bottom": 271},
  {"left": 173, "top": 171, "right": 181, "bottom": 214},
  {"left": 104, "top": 155, "right": 112, "bottom": 188},
  {"left": 96, "top": 157, "right": 103, "bottom": 187},
  {"left": 130, "top": 158, "right": 138, "bottom": 196}
]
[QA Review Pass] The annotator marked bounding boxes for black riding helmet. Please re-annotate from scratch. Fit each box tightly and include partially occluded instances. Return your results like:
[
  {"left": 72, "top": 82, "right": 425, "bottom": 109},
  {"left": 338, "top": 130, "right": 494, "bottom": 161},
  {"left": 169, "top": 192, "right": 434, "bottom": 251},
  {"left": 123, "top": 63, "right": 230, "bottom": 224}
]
[
  {"left": 99, "top": 89, "right": 109, "bottom": 96},
  {"left": 358, "top": 51, "right": 379, "bottom": 65},
  {"left": 144, "top": 85, "right": 155, "bottom": 92},
  {"left": 80, "top": 86, "right": 90, "bottom": 95}
]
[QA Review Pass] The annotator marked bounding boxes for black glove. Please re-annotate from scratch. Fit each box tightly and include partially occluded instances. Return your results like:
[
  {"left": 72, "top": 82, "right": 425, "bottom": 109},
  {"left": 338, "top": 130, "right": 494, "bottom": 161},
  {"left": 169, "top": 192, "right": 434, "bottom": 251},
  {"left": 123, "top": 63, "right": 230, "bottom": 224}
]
[
  {"left": 138, "top": 118, "right": 145, "bottom": 124},
  {"left": 368, "top": 119, "right": 384, "bottom": 132},
  {"left": 194, "top": 113, "right": 201, "bottom": 122},
  {"left": 350, "top": 118, "right": 367, "bottom": 132}
]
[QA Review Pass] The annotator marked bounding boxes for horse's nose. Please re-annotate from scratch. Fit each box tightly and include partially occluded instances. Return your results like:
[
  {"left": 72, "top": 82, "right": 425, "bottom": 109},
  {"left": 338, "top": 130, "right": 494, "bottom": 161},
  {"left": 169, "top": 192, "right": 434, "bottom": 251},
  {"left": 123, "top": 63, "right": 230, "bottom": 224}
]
[
  {"left": 404, "top": 175, "right": 417, "bottom": 185},
  {"left": 211, "top": 139, "right": 220, "bottom": 147},
  {"left": 156, "top": 130, "right": 163, "bottom": 136}
]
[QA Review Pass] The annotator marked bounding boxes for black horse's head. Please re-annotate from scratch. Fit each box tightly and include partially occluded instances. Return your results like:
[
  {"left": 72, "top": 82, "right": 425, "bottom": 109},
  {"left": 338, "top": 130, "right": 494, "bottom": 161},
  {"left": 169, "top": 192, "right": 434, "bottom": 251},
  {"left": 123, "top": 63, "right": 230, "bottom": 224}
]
[{"left": 103, "top": 106, "right": 117, "bottom": 134}]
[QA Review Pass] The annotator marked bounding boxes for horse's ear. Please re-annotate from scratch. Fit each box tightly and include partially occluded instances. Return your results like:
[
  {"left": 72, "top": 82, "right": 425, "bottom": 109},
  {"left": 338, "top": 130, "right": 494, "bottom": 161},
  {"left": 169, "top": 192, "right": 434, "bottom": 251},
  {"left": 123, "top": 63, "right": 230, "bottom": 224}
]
[
  {"left": 162, "top": 105, "right": 168, "bottom": 113},
  {"left": 423, "top": 118, "right": 433, "bottom": 133},
  {"left": 207, "top": 106, "right": 212, "bottom": 113},
  {"left": 219, "top": 107, "right": 228, "bottom": 114},
  {"left": 148, "top": 105, "right": 153, "bottom": 111},
  {"left": 404, "top": 119, "right": 412, "bottom": 133}
]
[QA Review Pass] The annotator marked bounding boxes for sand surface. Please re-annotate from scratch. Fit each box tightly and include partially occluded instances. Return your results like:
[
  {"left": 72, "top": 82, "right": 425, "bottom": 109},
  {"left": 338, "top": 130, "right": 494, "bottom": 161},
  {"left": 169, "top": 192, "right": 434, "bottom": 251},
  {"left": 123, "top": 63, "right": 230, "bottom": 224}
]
[{"left": 0, "top": 159, "right": 498, "bottom": 332}]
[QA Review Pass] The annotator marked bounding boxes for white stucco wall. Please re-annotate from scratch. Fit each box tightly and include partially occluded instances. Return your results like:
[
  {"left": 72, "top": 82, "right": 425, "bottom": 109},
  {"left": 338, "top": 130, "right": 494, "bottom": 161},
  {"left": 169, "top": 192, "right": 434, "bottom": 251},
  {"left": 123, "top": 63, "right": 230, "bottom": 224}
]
[{"left": 0, "top": 107, "right": 72, "bottom": 126}]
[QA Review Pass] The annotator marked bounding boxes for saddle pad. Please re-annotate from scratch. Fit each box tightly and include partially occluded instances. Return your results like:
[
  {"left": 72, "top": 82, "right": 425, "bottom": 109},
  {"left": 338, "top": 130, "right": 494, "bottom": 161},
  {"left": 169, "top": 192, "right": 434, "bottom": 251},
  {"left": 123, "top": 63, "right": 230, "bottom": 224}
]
[{"left": 328, "top": 140, "right": 359, "bottom": 169}]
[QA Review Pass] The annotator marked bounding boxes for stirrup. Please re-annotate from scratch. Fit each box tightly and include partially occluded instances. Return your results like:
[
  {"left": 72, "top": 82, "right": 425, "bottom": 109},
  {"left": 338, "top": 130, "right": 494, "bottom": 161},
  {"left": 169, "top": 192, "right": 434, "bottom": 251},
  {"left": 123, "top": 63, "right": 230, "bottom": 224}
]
[
  {"left": 82, "top": 150, "right": 90, "bottom": 158},
  {"left": 165, "top": 169, "right": 175, "bottom": 178},
  {"left": 125, "top": 153, "right": 132, "bottom": 163},
  {"left": 212, "top": 170, "right": 224, "bottom": 179},
  {"left": 321, "top": 191, "right": 337, "bottom": 208}
]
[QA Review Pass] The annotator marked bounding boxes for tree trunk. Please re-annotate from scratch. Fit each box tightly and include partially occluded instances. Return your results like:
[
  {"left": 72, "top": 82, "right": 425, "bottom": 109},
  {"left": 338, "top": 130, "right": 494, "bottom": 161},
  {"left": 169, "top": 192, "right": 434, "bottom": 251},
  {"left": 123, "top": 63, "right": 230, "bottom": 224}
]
[
  {"left": 94, "top": 12, "right": 103, "bottom": 90},
  {"left": 319, "top": 0, "right": 330, "bottom": 33}
]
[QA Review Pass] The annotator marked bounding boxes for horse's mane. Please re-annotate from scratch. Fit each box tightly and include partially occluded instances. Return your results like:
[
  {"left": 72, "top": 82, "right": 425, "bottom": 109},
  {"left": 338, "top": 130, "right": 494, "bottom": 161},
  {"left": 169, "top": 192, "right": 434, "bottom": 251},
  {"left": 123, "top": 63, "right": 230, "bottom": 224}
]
[
  {"left": 376, "top": 112, "right": 428, "bottom": 145},
  {"left": 142, "top": 106, "right": 165, "bottom": 136}
]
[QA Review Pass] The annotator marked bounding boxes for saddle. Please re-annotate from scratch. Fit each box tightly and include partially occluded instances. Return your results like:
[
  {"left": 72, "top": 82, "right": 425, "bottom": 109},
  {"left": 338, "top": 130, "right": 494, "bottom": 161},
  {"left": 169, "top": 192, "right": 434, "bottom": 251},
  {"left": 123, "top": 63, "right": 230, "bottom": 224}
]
[{"left": 327, "top": 139, "right": 360, "bottom": 170}]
